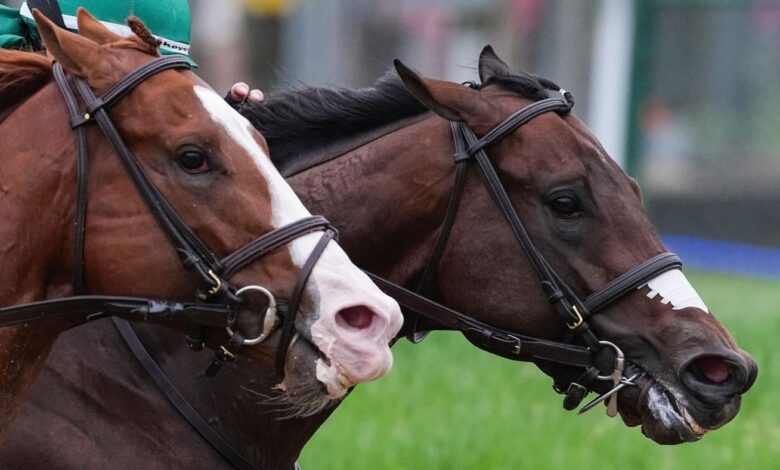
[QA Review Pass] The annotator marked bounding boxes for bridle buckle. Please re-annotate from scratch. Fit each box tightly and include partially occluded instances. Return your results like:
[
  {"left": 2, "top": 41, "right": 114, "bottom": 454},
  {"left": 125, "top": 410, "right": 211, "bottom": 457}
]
[
  {"left": 566, "top": 305, "right": 584, "bottom": 330},
  {"left": 206, "top": 269, "right": 223, "bottom": 296}
]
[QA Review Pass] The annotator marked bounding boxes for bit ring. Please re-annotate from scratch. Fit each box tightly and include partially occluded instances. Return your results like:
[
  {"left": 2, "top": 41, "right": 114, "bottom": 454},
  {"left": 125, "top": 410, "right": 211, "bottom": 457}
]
[{"left": 226, "top": 285, "right": 278, "bottom": 346}]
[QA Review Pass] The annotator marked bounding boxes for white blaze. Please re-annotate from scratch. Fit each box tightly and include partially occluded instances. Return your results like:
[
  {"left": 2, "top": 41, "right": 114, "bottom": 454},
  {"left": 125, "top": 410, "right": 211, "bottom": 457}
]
[
  {"left": 640, "top": 269, "right": 708, "bottom": 313},
  {"left": 192, "top": 86, "right": 402, "bottom": 387}
]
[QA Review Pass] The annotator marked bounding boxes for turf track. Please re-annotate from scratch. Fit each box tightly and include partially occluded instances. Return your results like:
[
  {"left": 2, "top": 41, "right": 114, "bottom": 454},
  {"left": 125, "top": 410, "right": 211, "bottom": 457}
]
[{"left": 300, "top": 270, "right": 778, "bottom": 469}]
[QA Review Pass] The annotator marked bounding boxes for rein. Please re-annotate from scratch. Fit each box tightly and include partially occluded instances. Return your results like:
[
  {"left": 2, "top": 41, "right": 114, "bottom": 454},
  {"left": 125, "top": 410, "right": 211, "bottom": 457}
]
[{"left": 0, "top": 56, "right": 337, "bottom": 381}]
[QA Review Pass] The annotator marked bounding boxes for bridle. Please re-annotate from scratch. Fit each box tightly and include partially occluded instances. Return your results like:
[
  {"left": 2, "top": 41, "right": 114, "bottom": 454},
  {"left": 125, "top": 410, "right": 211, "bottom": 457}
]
[
  {"left": 367, "top": 83, "right": 684, "bottom": 416},
  {"left": 0, "top": 55, "right": 336, "bottom": 380}
]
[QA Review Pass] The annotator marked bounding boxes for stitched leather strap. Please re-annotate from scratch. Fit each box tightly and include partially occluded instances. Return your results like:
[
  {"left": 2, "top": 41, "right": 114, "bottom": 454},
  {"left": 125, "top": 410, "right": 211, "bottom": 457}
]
[
  {"left": 584, "top": 252, "right": 682, "bottom": 314},
  {"left": 51, "top": 64, "right": 88, "bottom": 294},
  {"left": 73, "top": 71, "right": 225, "bottom": 293},
  {"left": 459, "top": 94, "right": 571, "bottom": 159},
  {"left": 113, "top": 318, "right": 259, "bottom": 470},
  {"left": 220, "top": 216, "right": 336, "bottom": 278},
  {"left": 275, "top": 229, "right": 336, "bottom": 374},
  {"left": 0, "top": 296, "right": 234, "bottom": 328},
  {"left": 368, "top": 273, "right": 594, "bottom": 367}
]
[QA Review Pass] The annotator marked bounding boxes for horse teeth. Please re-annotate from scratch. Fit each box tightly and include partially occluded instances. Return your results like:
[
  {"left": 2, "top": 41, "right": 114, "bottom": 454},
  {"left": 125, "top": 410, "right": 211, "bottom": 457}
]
[
  {"left": 336, "top": 372, "right": 353, "bottom": 389},
  {"left": 682, "top": 408, "right": 707, "bottom": 435}
]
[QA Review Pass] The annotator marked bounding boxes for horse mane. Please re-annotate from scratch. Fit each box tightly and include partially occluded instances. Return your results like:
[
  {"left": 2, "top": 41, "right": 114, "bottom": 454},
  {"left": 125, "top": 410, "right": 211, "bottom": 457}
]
[
  {"left": 240, "top": 67, "right": 557, "bottom": 165},
  {"left": 0, "top": 49, "right": 52, "bottom": 120}
]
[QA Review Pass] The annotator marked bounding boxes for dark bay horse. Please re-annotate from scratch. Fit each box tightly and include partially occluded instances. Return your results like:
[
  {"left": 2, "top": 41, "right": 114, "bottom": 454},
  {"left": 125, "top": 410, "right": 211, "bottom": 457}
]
[
  {"left": 0, "top": 8, "right": 402, "bottom": 442},
  {"left": 0, "top": 46, "right": 757, "bottom": 468}
]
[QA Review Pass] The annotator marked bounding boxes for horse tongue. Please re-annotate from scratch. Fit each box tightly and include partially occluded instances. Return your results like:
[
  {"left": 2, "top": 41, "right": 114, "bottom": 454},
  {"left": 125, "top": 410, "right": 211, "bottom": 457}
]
[{"left": 697, "top": 357, "right": 731, "bottom": 383}]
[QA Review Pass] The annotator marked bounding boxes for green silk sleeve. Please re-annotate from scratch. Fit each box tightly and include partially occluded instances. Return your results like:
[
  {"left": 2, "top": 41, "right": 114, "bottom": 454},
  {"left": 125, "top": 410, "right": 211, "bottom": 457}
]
[{"left": 0, "top": 5, "right": 32, "bottom": 50}]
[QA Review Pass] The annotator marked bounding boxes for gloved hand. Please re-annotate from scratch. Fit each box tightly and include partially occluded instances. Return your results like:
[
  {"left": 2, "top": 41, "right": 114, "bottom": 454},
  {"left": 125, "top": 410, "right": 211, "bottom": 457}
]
[{"left": 224, "top": 81, "right": 264, "bottom": 109}]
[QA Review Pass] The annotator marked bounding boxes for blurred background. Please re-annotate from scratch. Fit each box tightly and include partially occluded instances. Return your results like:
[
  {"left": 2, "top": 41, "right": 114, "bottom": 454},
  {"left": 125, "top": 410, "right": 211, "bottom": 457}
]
[
  {"left": 2, "top": 0, "right": 778, "bottom": 468},
  {"left": 185, "top": 0, "right": 780, "bottom": 256},
  {"left": 4, "top": 0, "right": 779, "bottom": 256}
]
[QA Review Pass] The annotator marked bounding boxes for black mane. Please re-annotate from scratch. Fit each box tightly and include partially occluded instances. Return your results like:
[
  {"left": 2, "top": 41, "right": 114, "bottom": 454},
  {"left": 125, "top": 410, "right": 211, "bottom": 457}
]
[{"left": 239, "top": 68, "right": 556, "bottom": 167}]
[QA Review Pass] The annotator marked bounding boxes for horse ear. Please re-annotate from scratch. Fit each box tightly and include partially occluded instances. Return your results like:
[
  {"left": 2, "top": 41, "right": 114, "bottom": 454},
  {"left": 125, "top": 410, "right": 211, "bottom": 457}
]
[
  {"left": 76, "top": 7, "right": 121, "bottom": 45},
  {"left": 478, "top": 45, "right": 511, "bottom": 83},
  {"left": 32, "top": 8, "right": 103, "bottom": 77},
  {"left": 394, "top": 59, "right": 486, "bottom": 122}
]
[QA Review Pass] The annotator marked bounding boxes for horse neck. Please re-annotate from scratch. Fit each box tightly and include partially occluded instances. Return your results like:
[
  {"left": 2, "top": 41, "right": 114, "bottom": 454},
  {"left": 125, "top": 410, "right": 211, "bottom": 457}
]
[
  {"left": 287, "top": 114, "right": 454, "bottom": 286},
  {"left": 116, "top": 117, "right": 458, "bottom": 466},
  {"left": 129, "top": 324, "right": 328, "bottom": 469},
  {"left": 0, "top": 82, "right": 78, "bottom": 438}
]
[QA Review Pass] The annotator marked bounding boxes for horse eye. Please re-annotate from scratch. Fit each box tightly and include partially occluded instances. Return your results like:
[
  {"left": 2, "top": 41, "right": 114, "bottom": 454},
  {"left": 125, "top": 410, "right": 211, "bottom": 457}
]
[
  {"left": 549, "top": 196, "right": 581, "bottom": 218},
  {"left": 178, "top": 149, "right": 210, "bottom": 174}
]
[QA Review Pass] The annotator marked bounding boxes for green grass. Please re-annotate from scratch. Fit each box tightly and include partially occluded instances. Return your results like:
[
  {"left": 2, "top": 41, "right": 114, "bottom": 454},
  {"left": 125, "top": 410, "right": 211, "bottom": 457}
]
[{"left": 300, "top": 271, "right": 780, "bottom": 469}]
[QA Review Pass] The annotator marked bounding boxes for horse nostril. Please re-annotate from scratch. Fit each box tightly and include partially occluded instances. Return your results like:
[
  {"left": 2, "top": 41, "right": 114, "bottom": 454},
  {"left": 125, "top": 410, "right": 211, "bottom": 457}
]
[
  {"left": 742, "top": 357, "right": 759, "bottom": 393},
  {"left": 695, "top": 356, "right": 732, "bottom": 384},
  {"left": 336, "top": 305, "right": 378, "bottom": 331},
  {"left": 681, "top": 354, "right": 755, "bottom": 403}
]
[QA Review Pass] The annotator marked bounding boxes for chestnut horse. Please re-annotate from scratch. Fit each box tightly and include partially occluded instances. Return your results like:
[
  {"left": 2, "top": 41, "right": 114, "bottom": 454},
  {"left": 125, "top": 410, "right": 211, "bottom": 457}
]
[
  {"left": 0, "top": 9, "right": 403, "bottom": 443},
  {"left": 0, "top": 47, "right": 757, "bottom": 468}
]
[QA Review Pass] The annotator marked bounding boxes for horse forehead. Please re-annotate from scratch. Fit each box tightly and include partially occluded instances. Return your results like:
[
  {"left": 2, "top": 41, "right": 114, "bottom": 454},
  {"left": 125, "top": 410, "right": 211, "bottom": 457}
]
[
  {"left": 192, "top": 85, "right": 311, "bottom": 226},
  {"left": 524, "top": 113, "right": 620, "bottom": 178}
]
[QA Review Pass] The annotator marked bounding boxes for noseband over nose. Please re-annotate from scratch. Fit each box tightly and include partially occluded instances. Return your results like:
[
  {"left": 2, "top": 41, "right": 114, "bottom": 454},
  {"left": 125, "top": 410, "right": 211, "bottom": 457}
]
[
  {"left": 0, "top": 56, "right": 337, "bottom": 379},
  {"left": 367, "top": 84, "right": 684, "bottom": 416}
]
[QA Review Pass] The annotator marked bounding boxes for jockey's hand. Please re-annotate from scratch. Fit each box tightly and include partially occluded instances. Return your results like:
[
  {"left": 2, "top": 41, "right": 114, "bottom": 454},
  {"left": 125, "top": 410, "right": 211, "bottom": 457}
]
[{"left": 225, "top": 82, "right": 264, "bottom": 109}]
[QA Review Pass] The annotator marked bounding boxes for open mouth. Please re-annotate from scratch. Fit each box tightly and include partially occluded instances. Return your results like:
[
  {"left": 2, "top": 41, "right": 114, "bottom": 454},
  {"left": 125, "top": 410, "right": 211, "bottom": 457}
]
[{"left": 315, "top": 357, "right": 355, "bottom": 398}]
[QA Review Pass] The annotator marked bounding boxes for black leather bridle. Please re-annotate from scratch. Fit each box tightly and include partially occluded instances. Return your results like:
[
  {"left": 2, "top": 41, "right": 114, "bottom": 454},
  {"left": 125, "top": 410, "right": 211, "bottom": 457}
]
[
  {"left": 0, "top": 56, "right": 337, "bottom": 382},
  {"left": 367, "top": 83, "right": 684, "bottom": 415}
]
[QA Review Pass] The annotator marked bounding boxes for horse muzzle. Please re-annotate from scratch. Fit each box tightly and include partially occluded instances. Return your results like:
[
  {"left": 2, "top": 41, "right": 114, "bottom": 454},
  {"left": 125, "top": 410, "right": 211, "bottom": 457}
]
[{"left": 615, "top": 350, "right": 758, "bottom": 445}]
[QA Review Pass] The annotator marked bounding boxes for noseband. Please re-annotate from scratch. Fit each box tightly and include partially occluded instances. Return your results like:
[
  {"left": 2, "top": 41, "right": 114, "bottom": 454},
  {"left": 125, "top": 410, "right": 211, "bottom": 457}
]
[
  {"left": 0, "top": 56, "right": 334, "bottom": 379},
  {"left": 368, "top": 84, "right": 683, "bottom": 415}
]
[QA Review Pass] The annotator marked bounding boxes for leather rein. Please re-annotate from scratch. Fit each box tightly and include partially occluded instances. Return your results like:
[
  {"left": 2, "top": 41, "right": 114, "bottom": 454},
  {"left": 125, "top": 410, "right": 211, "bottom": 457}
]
[
  {"left": 367, "top": 84, "right": 683, "bottom": 415},
  {"left": 0, "top": 56, "right": 336, "bottom": 383}
]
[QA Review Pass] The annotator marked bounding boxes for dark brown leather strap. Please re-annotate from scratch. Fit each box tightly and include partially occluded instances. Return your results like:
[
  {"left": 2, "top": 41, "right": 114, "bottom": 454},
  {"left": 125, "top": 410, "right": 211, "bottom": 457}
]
[
  {"left": 113, "top": 318, "right": 260, "bottom": 470},
  {"left": 220, "top": 216, "right": 336, "bottom": 278},
  {"left": 0, "top": 295, "right": 234, "bottom": 328},
  {"left": 583, "top": 252, "right": 682, "bottom": 314},
  {"left": 372, "top": 86, "right": 685, "bottom": 385},
  {"left": 367, "top": 273, "right": 594, "bottom": 367},
  {"left": 275, "top": 229, "right": 337, "bottom": 374},
  {"left": 72, "top": 65, "right": 226, "bottom": 295},
  {"left": 51, "top": 63, "right": 88, "bottom": 294}
]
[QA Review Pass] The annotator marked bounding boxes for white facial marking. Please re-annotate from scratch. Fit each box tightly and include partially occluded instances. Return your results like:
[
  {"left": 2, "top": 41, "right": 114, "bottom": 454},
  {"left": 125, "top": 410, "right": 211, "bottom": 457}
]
[
  {"left": 193, "top": 85, "right": 311, "bottom": 226},
  {"left": 639, "top": 269, "right": 708, "bottom": 313},
  {"left": 192, "top": 86, "right": 402, "bottom": 383}
]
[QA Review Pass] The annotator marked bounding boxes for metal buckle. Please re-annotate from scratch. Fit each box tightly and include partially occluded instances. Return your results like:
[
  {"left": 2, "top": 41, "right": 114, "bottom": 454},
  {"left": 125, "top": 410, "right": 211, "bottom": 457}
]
[
  {"left": 226, "top": 285, "right": 278, "bottom": 346},
  {"left": 218, "top": 345, "right": 235, "bottom": 361},
  {"left": 566, "top": 381, "right": 587, "bottom": 395},
  {"left": 566, "top": 305, "right": 584, "bottom": 330},
  {"left": 206, "top": 269, "right": 223, "bottom": 296}
]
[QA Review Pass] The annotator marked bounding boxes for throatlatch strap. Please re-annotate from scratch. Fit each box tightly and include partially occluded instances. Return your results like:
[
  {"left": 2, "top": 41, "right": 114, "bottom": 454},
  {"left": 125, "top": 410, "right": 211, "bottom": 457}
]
[
  {"left": 72, "top": 63, "right": 226, "bottom": 292},
  {"left": 52, "top": 63, "right": 88, "bottom": 294},
  {"left": 113, "top": 319, "right": 259, "bottom": 470}
]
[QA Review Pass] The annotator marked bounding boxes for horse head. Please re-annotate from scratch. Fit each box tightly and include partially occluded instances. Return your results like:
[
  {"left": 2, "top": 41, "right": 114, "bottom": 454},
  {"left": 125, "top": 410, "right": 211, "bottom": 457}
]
[
  {"left": 391, "top": 46, "right": 757, "bottom": 444},
  {"left": 0, "top": 8, "right": 403, "bottom": 425}
]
